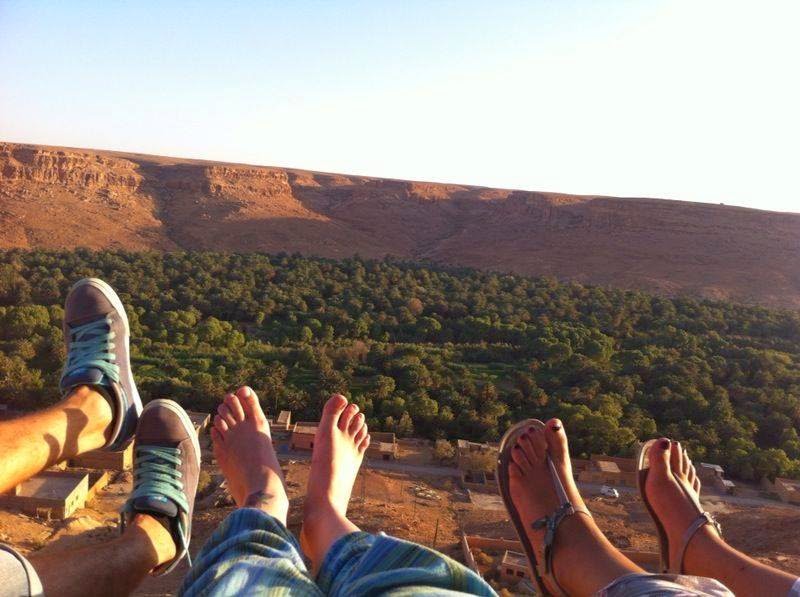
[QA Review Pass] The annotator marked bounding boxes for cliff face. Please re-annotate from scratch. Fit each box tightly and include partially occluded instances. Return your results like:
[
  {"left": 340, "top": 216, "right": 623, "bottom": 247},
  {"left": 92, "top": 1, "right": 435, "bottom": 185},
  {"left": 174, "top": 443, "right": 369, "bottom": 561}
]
[
  {"left": 1, "top": 144, "right": 141, "bottom": 189},
  {"left": 1, "top": 142, "right": 798, "bottom": 308}
]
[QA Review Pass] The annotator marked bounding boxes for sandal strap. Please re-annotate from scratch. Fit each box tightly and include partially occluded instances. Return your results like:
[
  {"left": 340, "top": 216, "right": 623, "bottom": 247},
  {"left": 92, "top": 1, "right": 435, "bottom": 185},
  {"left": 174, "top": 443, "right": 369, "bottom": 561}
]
[
  {"left": 531, "top": 457, "right": 593, "bottom": 589},
  {"left": 675, "top": 512, "right": 722, "bottom": 573}
]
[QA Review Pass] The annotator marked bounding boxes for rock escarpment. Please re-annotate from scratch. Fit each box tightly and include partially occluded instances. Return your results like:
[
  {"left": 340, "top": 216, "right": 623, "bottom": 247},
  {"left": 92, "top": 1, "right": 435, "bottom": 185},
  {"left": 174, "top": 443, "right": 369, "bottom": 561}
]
[{"left": 1, "top": 142, "right": 798, "bottom": 308}]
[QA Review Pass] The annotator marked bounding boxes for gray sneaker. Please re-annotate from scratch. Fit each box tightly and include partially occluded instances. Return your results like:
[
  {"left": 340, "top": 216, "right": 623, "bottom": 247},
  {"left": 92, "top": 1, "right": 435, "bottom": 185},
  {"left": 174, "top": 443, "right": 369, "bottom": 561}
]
[
  {"left": 121, "top": 399, "right": 200, "bottom": 575},
  {"left": 60, "top": 277, "right": 142, "bottom": 451}
]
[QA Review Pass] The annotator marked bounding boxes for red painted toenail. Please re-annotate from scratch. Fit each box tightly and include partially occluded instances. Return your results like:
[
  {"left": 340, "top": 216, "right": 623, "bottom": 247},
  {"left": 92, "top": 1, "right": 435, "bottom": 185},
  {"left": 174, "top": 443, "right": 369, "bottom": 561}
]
[
  {"left": 552, "top": 423, "right": 562, "bottom": 431},
  {"left": 660, "top": 439, "right": 670, "bottom": 449}
]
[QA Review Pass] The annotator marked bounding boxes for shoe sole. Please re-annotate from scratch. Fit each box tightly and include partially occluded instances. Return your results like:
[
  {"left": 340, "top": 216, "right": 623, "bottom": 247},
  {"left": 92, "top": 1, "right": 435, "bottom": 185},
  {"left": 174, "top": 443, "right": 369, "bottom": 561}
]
[
  {"left": 142, "top": 399, "right": 202, "bottom": 469},
  {"left": 69, "top": 278, "right": 142, "bottom": 419}
]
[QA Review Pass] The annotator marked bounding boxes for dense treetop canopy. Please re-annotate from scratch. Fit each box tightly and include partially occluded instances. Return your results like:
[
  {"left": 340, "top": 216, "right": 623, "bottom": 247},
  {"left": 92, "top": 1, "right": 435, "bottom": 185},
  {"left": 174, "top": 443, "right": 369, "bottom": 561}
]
[{"left": 1, "top": 250, "right": 799, "bottom": 481}]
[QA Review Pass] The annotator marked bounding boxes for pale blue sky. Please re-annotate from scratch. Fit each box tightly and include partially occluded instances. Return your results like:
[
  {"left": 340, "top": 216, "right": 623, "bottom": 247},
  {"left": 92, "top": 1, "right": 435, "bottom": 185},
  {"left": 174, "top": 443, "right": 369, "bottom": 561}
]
[{"left": 1, "top": 1, "right": 798, "bottom": 212}]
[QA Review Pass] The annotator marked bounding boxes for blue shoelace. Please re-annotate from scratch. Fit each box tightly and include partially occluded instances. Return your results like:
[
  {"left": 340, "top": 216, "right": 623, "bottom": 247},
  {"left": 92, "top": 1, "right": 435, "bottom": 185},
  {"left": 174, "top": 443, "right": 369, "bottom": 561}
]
[
  {"left": 123, "top": 446, "right": 191, "bottom": 568},
  {"left": 62, "top": 317, "right": 121, "bottom": 384}
]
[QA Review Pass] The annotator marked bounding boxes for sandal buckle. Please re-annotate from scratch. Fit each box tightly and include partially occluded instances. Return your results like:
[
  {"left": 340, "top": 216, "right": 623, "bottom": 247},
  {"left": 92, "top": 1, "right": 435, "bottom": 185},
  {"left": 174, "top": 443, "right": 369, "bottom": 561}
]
[
  {"left": 532, "top": 516, "right": 548, "bottom": 530},
  {"left": 704, "top": 512, "right": 722, "bottom": 536}
]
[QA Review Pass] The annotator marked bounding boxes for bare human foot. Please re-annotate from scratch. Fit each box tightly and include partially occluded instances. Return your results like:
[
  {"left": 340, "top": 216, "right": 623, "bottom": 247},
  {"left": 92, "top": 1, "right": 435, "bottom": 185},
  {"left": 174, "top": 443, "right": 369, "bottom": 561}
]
[
  {"left": 300, "top": 394, "right": 370, "bottom": 571},
  {"left": 211, "top": 386, "right": 289, "bottom": 523},
  {"left": 508, "top": 419, "right": 643, "bottom": 595}
]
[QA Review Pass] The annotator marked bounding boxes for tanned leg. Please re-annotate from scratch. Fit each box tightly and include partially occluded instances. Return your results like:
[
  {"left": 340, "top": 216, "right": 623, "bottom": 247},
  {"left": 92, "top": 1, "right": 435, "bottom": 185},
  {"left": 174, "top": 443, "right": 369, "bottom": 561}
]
[
  {"left": 647, "top": 439, "right": 798, "bottom": 597},
  {"left": 300, "top": 394, "right": 370, "bottom": 573},
  {"left": 0, "top": 385, "right": 112, "bottom": 494},
  {"left": 508, "top": 419, "right": 645, "bottom": 595},
  {"left": 211, "top": 386, "right": 290, "bottom": 522},
  {"left": 27, "top": 514, "right": 175, "bottom": 597}
]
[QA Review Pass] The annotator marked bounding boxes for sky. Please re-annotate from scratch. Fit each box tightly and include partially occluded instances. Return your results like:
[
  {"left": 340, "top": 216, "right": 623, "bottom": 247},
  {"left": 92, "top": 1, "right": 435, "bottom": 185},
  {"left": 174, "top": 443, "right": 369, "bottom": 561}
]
[{"left": 1, "top": 1, "right": 798, "bottom": 213}]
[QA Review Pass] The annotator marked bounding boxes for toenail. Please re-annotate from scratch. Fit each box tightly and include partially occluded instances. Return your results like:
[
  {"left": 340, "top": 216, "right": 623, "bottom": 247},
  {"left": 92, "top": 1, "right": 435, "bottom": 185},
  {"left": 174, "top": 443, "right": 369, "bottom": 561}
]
[
  {"left": 660, "top": 439, "right": 670, "bottom": 449},
  {"left": 552, "top": 422, "right": 562, "bottom": 431}
]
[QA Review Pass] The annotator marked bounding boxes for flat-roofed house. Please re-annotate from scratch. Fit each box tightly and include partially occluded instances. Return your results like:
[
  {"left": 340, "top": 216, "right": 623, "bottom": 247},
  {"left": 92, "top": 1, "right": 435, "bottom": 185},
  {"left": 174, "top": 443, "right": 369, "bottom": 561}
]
[
  {"left": 590, "top": 454, "right": 636, "bottom": 472},
  {"left": 571, "top": 458, "right": 592, "bottom": 475},
  {"left": 269, "top": 410, "right": 292, "bottom": 432},
  {"left": 70, "top": 442, "right": 134, "bottom": 471},
  {"left": 289, "top": 423, "right": 396, "bottom": 458},
  {"left": 578, "top": 459, "right": 637, "bottom": 487},
  {"left": 698, "top": 462, "right": 736, "bottom": 494},
  {"left": 500, "top": 550, "right": 531, "bottom": 582},
  {"left": 290, "top": 422, "right": 318, "bottom": 451},
  {"left": 762, "top": 477, "right": 800, "bottom": 505},
  {"left": 460, "top": 470, "right": 498, "bottom": 492},
  {"left": 0, "top": 471, "right": 89, "bottom": 519},
  {"left": 456, "top": 439, "right": 498, "bottom": 470},
  {"left": 697, "top": 462, "right": 724, "bottom": 481},
  {"left": 366, "top": 431, "right": 398, "bottom": 460}
]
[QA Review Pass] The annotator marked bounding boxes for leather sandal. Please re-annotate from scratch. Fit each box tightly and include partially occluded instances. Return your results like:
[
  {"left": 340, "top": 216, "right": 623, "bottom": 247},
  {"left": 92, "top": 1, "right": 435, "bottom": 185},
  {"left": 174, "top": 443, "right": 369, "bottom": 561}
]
[
  {"left": 497, "top": 419, "right": 592, "bottom": 596},
  {"left": 636, "top": 439, "right": 723, "bottom": 574}
]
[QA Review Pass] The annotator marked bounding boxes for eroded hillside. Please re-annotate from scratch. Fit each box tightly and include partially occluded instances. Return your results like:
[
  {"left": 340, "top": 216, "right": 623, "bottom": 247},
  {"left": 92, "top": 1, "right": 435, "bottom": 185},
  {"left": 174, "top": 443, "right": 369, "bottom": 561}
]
[{"left": 1, "top": 142, "right": 798, "bottom": 308}]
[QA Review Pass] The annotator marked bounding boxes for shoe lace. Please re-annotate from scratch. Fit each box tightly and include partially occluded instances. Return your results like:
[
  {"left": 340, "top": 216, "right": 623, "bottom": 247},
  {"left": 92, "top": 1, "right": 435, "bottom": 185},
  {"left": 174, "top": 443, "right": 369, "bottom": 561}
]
[
  {"left": 62, "top": 317, "right": 120, "bottom": 383},
  {"left": 124, "top": 446, "right": 191, "bottom": 567}
]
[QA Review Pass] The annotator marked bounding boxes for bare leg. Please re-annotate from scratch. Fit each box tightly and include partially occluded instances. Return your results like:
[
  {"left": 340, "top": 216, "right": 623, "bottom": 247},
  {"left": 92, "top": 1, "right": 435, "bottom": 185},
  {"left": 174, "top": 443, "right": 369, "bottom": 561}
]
[
  {"left": 211, "top": 386, "right": 290, "bottom": 522},
  {"left": 27, "top": 514, "right": 175, "bottom": 597},
  {"left": 300, "top": 394, "right": 370, "bottom": 573},
  {"left": 0, "top": 385, "right": 112, "bottom": 494},
  {"left": 508, "top": 419, "right": 645, "bottom": 595},
  {"left": 646, "top": 439, "right": 798, "bottom": 596}
]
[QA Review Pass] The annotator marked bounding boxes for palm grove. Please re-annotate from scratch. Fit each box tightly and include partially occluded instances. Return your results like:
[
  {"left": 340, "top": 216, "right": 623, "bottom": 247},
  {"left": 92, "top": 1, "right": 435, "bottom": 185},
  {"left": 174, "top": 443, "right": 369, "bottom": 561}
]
[{"left": 1, "top": 250, "right": 799, "bottom": 482}]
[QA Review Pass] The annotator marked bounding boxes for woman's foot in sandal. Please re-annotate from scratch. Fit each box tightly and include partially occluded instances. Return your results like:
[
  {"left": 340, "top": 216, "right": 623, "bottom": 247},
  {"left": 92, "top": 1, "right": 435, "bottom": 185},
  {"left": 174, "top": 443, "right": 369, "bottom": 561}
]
[
  {"left": 646, "top": 439, "right": 798, "bottom": 595},
  {"left": 508, "top": 419, "right": 643, "bottom": 595},
  {"left": 643, "top": 439, "right": 717, "bottom": 571}
]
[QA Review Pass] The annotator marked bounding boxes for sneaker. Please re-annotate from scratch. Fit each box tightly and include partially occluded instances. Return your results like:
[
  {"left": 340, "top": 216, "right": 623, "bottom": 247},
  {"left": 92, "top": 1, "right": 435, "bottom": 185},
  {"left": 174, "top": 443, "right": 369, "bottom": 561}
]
[
  {"left": 121, "top": 399, "right": 201, "bottom": 575},
  {"left": 60, "top": 277, "right": 141, "bottom": 451}
]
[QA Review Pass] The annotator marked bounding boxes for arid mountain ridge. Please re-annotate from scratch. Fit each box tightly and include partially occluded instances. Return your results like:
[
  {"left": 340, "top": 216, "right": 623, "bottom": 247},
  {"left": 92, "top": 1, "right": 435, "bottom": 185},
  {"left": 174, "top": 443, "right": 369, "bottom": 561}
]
[{"left": 1, "top": 142, "right": 798, "bottom": 309}]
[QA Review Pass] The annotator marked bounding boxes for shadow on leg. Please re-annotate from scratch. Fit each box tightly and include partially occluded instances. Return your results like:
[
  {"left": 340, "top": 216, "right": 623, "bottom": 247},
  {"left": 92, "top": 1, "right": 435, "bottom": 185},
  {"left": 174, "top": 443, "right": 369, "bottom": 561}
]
[{"left": 0, "top": 386, "right": 112, "bottom": 494}]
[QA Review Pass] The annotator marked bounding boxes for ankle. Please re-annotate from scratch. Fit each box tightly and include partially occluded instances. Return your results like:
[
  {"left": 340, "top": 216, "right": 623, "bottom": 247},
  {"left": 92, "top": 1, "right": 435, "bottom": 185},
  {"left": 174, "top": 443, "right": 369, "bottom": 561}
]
[
  {"left": 64, "top": 385, "right": 114, "bottom": 443},
  {"left": 301, "top": 506, "right": 360, "bottom": 571},
  {"left": 303, "top": 494, "right": 350, "bottom": 528},
  {"left": 41, "top": 386, "right": 115, "bottom": 462},
  {"left": 303, "top": 500, "right": 336, "bottom": 523},
  {"left": 681, "top": 525, "right": 727, "bottom": 575},
  {"left": 126, "top": 514, "right": 177, "bottom": 570},
  {"left": 550, "top": 514, "right": 643, "bottom": 595},
  {"left": 241, "top": 489, "right": 290, "bottom": 523}
]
